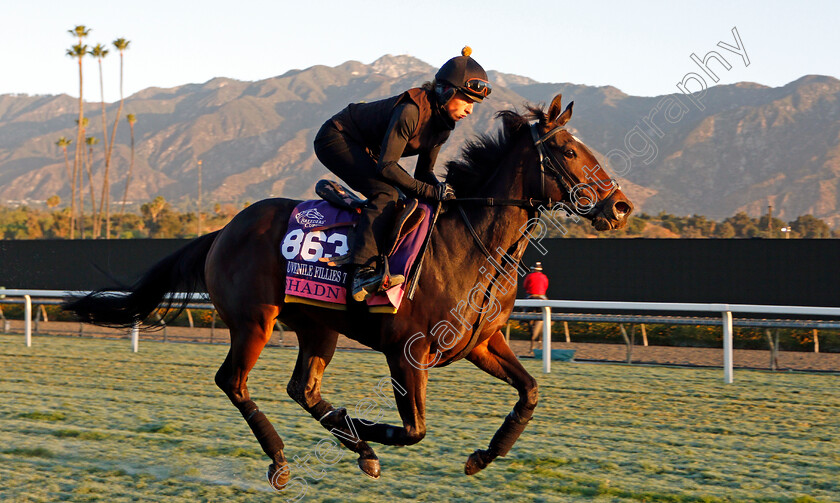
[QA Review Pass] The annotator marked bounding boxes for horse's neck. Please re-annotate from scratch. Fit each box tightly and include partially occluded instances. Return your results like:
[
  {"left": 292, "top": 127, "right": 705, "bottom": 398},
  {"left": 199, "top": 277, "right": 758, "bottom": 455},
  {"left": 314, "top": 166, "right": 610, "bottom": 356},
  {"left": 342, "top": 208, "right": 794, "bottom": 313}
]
[
  {"left": 438, "top": 153, "right": 533, "bottom": 276},
  {"left": 469, "top": 173, "right": 530, "bottom": 260}
]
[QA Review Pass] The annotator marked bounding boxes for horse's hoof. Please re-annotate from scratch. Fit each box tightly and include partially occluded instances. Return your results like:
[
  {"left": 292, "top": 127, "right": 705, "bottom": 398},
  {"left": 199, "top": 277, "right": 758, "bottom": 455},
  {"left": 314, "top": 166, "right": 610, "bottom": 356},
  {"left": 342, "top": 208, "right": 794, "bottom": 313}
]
[
  {"left": 266, "top": 460, "right": 291, "bottom": 490},
  {"left": 464, "top": 449, "right": 492, "bottom": 476},
  {"left": 358, "top": 455, "right": 381, "bottom": 479}
]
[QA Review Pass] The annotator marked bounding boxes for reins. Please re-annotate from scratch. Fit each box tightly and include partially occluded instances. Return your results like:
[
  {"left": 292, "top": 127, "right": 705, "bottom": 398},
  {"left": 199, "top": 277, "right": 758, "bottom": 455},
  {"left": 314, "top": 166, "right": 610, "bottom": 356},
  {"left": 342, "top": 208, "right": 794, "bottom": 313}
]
[
  {"left": 457, "top": 205, "right": 494, "bottom": 260},
  {"left": 450, "top": 197, "right": 553, "bottom": 209}
]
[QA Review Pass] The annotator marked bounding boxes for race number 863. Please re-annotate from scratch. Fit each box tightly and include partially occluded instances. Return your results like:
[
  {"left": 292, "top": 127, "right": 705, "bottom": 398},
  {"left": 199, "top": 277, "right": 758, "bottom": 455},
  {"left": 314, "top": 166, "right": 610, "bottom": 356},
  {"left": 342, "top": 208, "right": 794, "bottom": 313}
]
[{"left": 281, "top": 229, "right": 349, "bottom": 262}]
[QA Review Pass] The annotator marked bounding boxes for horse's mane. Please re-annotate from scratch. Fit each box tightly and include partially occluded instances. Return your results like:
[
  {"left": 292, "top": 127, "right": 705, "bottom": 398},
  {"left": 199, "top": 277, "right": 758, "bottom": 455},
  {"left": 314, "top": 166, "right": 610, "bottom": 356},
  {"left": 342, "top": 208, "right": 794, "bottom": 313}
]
[{"left": 445, "top": 105, "right": 545, "bottom": 196}]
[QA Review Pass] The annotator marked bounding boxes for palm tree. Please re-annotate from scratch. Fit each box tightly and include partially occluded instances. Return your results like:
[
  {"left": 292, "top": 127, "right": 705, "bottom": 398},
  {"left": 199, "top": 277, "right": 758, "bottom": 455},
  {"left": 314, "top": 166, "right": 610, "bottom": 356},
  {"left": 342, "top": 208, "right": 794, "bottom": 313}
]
[
  {"left": 55, "top": 136, "right": 76, "bottom": 227},
  {"left": 121, "top": 113, "right": 137, "bottom": 214},
  {"left": 83, "top": 135, "right": 99, "bottom": 239},
  {"left": 68, "top": 25, "right": 91, "bottom": 41},
  {"left": 55, "top": 137, "right": 73, "bottom": 181},
  {"left": 90, "top": 43, "right": 109, "bottom": 238},
  {"left": 197, "top": 159, "right": 203, "bottom": 236},
  {"left": 74, "top": 117, "right": 90, "bottom": 238},
  {"left": 106, "top": 37, "right": 130, "bottom": 239},
  {"left": 67, "top": 25, "right": 90, "bottom": 239},
  {"left": 56, "top": 137, "right": 74, "bottom": 234},
  {"left": 55, "top": 137, "right": 73, "bottom": 230},
  {"left": 66, "top": 44, "right": 85, "bottom": 237}
]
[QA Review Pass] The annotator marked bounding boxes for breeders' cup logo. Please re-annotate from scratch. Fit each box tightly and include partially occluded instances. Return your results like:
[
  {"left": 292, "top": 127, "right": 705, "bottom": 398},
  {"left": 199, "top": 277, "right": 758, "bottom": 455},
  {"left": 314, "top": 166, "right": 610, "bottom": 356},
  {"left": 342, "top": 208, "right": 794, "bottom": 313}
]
[{"left": 295, "top": 208, "right": 326, "bottom": 228}]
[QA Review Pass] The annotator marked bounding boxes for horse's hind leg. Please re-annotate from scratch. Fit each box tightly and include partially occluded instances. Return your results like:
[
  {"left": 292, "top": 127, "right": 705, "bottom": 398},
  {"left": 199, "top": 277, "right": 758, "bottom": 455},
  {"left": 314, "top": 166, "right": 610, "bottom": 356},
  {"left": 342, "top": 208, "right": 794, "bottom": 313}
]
[
  {"left": 464, "top": 329, "right": 538, "bottom": 475},
  {"left": 214, "top": 310, "right": 290, "bottom": 489},
  {"left": 321, "top": 351, "right": 429, "bottom": 447},
  {"left": 284, "top": 322, "right": 381, "bottom": 478},
  {"left": 290, "top": 330, "right": 430, "bottom": 470}
]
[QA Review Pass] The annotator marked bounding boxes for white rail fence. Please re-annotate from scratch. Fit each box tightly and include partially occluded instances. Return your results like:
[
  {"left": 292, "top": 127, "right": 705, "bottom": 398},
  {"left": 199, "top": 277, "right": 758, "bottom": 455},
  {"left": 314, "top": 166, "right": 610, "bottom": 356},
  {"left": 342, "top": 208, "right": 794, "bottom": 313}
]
[
  {"left": 517, "top": 300, "right": 840, "bottom": 381},
  {"left": 2, "top": 289, "right": 840, "bottom": 383},
  {"left": 0, "top": 289, "right": 213, "bottom": 354}
]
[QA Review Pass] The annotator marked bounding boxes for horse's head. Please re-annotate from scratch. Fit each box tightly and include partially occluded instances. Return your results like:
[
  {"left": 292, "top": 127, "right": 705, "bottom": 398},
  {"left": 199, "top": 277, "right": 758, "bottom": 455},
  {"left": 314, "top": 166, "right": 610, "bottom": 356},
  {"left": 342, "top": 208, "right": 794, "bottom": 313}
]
[{"left": 527, "top": 94, "right": 633, "bottom": 231}]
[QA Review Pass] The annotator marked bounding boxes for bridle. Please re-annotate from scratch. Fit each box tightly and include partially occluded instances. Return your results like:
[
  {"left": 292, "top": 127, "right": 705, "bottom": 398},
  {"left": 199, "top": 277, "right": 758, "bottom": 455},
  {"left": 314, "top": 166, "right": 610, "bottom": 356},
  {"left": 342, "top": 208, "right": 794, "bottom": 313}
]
[
  {"left": 529, "top": 122, "right": 620, "bottom": 212},
  {"left": 453, "top": 122, "right": 620, "bottom": 215},
  {"left": 454, "top": 121, "right": 621, "bottom": 261},
  {"left": 437, "top": 122, "right": 623, "bottom": 361}
]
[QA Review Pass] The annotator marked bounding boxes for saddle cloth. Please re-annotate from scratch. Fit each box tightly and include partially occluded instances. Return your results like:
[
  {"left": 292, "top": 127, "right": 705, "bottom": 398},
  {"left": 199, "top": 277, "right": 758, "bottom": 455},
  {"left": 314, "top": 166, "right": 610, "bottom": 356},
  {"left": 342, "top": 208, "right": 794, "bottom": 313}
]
[{"left": 282, "top": 199, "right": 431, "bottom": 313}]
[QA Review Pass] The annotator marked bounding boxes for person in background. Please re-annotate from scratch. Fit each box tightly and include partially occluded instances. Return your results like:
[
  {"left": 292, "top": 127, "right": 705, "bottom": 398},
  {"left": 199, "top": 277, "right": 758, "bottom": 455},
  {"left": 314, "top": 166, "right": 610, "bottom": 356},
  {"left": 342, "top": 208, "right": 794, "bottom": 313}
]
[{"left": 523, "top": 262, "right": 549, "bottom": 354}]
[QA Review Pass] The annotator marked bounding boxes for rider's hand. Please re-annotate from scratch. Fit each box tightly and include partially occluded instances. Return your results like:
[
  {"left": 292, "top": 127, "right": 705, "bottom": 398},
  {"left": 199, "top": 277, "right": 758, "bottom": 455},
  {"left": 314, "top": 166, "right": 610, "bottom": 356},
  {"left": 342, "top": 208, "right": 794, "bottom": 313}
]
[{"left": 435, "top": 182, "right": 456, "bottom": 202}]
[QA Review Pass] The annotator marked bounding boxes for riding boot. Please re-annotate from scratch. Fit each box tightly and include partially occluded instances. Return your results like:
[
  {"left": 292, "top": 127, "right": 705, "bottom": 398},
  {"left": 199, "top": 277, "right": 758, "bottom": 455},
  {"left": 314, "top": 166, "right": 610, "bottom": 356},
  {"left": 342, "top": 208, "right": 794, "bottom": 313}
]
[{"left": 351, "top": 257, "right": 405, "bottom": 302}]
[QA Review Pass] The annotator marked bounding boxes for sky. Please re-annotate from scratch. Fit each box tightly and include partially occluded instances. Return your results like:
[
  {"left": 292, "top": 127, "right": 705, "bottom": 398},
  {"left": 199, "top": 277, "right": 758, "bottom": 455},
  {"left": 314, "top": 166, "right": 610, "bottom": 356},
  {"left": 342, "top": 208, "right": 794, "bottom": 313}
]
[{"left": 3, "top": 0, "right": 839, "bottom": 103}]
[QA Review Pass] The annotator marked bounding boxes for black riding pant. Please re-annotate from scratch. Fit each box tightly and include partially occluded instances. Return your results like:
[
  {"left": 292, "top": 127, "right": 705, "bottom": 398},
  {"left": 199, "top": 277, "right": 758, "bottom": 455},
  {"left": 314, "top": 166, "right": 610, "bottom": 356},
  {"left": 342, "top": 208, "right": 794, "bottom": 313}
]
[{"left": 314, "top": 122, "right": 400, "bottom": 266}]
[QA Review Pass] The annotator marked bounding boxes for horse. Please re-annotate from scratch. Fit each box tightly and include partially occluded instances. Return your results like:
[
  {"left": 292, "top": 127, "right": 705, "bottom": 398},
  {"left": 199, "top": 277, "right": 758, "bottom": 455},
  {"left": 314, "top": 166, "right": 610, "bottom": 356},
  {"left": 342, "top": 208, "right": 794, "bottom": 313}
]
[{"left": 64, "top": 93, "right": 633, "bottom": 490}]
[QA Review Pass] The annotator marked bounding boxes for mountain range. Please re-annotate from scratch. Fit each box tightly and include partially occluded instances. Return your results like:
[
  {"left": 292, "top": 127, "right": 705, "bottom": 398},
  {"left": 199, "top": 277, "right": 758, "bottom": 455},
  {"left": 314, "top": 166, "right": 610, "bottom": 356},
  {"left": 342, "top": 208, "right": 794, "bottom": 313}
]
[{"left": 1, "top": 55, "right": 839, "bottom": 226}]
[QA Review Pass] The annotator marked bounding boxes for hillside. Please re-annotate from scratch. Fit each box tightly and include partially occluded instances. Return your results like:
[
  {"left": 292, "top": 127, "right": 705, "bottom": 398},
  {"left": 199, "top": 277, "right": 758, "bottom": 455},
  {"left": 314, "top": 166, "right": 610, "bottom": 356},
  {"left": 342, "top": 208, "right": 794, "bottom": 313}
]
[{"left": 1, "top": 56, "right": 839, "bottom": 226}]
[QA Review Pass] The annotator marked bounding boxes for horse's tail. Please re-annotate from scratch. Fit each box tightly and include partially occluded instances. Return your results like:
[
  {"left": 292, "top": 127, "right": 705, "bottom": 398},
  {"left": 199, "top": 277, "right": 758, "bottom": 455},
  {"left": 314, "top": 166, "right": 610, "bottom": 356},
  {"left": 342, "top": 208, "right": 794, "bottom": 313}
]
[{"left": 62, "top": 231, "right": 220, "bottom": 329}]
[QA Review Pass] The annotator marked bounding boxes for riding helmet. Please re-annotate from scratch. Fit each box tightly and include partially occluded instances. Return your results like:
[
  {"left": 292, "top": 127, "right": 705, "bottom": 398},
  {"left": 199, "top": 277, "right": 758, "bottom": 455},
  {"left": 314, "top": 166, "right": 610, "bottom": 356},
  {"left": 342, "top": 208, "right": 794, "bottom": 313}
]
[{"left": 435, "top": 46, "right": 492, "bottom": 104}]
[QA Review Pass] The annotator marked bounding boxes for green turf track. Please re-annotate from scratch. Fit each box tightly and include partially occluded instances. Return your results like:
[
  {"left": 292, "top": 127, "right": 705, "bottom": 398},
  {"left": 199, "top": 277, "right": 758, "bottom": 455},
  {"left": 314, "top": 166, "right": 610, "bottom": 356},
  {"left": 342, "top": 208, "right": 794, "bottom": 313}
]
[{"left": 1, "top": 335, "right": 838, "bottom": 502}]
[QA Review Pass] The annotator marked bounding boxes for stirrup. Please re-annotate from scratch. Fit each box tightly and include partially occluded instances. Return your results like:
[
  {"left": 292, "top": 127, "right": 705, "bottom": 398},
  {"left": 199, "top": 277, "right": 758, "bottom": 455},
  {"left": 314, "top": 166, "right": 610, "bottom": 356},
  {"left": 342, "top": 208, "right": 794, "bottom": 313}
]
[
  {"left": 351, "top": 272, "right": 405, "bottom": 302},
  {"left": 351, "top": 266, "right": 382, "bottom": 302},
  {"left": 380, "top": 272, "right": 405, "bottom": 290},
  {"left": 351, "top": 257, "right": 405, "bottom": 302},
  {"left": 375, "top": 255, "right": 404, "bottom": 292}
]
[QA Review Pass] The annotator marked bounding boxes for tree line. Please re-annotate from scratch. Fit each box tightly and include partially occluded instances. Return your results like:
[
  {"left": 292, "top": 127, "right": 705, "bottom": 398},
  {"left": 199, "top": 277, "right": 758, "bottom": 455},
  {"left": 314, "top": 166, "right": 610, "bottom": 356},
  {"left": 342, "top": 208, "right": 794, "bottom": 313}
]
[
  {"left": 1, "top": 199, "right": 837, "bottom": 239},
  {"left": 555, "top": 210, "right": 837, "bottom": 239},
  {"left": 0, "top": 197, "right": 242, "bottom": 239}
]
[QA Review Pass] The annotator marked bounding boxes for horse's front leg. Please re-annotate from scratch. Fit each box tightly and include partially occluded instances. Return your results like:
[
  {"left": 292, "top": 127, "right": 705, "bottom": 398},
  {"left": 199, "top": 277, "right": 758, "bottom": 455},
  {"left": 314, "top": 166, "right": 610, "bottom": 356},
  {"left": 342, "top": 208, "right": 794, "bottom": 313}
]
[{"left": 464, "top": 329, "right": 538, "bottom": 475}]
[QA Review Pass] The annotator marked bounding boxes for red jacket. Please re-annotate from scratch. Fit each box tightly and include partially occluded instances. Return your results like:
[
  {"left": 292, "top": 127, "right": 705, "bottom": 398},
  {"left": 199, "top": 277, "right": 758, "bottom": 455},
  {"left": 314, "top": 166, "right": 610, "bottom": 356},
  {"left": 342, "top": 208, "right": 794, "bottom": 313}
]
[{"left": 523, "top": 271, "right": 548, "bottom": 296}]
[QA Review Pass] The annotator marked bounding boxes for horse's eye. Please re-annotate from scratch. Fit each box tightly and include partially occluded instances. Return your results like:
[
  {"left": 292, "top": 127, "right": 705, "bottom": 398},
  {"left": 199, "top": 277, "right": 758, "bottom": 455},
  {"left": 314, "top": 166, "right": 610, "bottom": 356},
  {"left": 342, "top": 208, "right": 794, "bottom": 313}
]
[{"left": 563, "top": 149, "right": 575, "bottom": 159}]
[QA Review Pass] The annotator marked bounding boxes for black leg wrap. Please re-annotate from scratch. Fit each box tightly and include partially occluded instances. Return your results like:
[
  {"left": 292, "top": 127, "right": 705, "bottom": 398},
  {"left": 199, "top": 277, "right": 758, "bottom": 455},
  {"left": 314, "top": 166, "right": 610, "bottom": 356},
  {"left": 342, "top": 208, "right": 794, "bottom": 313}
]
[
  {"left": 308, "top": 400, "right": 334, "bottom": 422},
  {"left": 244, "top": 406, "right": 285, "bottom": 460},
  {"left": 318, "top": 408, "right": 362, "bottom": 451},
  {"left": 488, "top": 410, "right": 531, "bottom": 458},
  {"left": 239, "top": 400, "right": 259, "bottom": 420}
]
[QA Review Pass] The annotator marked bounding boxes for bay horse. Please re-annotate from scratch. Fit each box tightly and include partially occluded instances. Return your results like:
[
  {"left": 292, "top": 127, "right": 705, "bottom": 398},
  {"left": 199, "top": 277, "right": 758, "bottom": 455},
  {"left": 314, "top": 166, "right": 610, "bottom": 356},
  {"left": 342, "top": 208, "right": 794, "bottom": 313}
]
[{"left": 64, "top": 94, "right": 633, "bottom": 489}]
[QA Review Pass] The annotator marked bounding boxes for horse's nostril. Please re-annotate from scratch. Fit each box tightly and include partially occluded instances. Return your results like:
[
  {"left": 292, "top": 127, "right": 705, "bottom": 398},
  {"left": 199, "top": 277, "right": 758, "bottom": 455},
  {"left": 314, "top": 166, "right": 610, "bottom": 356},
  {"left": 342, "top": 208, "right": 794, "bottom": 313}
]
[{"left": 614, "top": 201, "right": 632, "bottom": 217}]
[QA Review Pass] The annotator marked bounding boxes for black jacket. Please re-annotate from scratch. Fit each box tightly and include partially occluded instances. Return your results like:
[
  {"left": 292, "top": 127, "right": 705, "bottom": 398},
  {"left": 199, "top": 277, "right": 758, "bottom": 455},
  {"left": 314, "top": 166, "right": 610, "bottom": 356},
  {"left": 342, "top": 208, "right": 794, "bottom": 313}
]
[{"left": 329, "top": 88, "right": 455, "bottom": 196}]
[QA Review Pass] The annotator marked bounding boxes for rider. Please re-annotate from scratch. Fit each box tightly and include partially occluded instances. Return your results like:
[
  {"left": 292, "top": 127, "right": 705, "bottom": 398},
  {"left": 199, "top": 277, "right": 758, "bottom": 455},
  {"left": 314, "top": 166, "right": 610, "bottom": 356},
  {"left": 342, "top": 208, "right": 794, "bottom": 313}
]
[{"left": 314, "top": 47, "right": 492, "bottom": 302}]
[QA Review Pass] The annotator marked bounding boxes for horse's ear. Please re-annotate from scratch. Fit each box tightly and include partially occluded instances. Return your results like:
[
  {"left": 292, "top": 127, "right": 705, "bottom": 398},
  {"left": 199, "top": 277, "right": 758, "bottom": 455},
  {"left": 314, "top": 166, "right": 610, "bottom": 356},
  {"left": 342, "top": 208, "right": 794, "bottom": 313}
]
[
  {"left": 554, "top": 101, "right": 574, "bottom": 127},
  {"left": 547, "top": 94, "right": 564, "bottom": 123}
]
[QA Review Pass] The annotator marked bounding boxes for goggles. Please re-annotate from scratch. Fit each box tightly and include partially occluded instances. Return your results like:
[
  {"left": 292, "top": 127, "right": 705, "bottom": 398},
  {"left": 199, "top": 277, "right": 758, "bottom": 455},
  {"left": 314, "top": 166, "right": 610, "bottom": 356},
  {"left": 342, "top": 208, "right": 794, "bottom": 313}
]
[{"left": 462, "top": 78, "right": 492, "bottom": 98}]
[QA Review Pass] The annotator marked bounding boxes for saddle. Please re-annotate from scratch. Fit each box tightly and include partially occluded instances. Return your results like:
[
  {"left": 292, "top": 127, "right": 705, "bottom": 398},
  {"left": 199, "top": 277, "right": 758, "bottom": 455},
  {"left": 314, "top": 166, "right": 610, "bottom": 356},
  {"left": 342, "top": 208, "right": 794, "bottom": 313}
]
[
  {"left": 282, "top": 181, "right": 433, "bottom": 312},
  {"left": 315, "top": 180, "right": 426, "bottom": 259},
  {"left": 315, "top": 179, "right": 366, "bottom": 212}
]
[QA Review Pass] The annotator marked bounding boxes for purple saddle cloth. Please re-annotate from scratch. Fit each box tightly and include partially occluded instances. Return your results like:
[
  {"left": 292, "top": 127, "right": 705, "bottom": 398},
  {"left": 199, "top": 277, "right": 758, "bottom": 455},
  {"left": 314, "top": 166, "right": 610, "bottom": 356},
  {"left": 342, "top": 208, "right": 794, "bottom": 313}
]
[{"left": 282, "top": 200, "right": 431, "bottom": 312}]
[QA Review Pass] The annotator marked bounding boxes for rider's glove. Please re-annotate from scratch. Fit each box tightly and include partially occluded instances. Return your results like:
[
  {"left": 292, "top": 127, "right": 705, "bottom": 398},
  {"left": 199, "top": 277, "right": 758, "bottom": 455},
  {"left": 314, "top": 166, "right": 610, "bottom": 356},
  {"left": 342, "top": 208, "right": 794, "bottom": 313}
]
[{"left": 434, "top": 182, "right": 456, "bottom": 202}]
